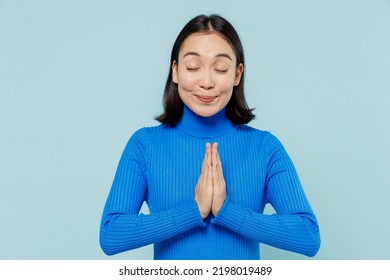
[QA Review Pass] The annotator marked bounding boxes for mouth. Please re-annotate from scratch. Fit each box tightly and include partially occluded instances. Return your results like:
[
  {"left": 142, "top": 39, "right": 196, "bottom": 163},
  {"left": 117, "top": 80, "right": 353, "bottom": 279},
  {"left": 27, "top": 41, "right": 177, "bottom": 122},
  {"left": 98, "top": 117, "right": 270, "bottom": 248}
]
[{"left": 195, "top": 95, "right": 218, "bottom": 104}]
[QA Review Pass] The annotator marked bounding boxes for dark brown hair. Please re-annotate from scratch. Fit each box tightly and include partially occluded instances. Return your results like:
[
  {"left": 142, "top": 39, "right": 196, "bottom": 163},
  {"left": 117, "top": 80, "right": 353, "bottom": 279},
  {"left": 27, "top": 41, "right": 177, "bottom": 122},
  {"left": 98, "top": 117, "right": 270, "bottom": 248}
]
[{"left": 155, "top": 14, "right": 255, "bottom": 126}]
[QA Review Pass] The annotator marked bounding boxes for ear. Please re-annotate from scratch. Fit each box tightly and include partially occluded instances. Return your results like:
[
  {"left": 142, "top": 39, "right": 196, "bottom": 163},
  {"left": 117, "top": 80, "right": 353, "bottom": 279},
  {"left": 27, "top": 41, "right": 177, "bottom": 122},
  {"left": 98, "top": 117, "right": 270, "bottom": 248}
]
[
  {"left": 172, "top": 60, "right": 178, "bottom": 84},
  {"left": 234, "top": 63, "right": 244, "bottom": 86}
]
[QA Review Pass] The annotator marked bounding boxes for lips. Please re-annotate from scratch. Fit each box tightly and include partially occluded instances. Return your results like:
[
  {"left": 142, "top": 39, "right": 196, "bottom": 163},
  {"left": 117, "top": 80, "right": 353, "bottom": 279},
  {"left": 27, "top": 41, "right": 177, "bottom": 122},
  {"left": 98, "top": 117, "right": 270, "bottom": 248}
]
[{"left": 195, "top": 95, "right": 217, "bottom": 103}]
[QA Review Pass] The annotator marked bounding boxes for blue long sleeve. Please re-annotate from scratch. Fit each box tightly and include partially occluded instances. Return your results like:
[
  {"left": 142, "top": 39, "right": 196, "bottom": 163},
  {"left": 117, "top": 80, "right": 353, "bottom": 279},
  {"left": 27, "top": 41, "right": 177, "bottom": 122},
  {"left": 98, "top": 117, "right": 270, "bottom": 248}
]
[
  {"left": 99, "top": 130, "right": 205, "bottom": 255},
  {"left": 100, "top": 106, "right": 320, "bottom": 259},
  {"left": 212, "top": 133, "right": 320, "bottom": 257}
]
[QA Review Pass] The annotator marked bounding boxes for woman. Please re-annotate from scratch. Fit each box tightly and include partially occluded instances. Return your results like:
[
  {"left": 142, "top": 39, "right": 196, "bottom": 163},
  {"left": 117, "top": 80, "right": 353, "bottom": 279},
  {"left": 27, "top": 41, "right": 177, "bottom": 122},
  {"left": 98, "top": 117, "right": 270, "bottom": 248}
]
[{"left": 100, "top": 14, "right": 320, "bottom": 260}]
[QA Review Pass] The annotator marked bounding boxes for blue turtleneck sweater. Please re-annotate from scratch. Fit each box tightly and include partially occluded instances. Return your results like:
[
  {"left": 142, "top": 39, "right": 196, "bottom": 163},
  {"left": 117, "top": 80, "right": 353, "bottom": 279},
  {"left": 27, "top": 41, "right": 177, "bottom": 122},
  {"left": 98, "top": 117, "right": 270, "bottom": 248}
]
[{"left": 100, "top": 106, "right": 320, "bottom": 259}]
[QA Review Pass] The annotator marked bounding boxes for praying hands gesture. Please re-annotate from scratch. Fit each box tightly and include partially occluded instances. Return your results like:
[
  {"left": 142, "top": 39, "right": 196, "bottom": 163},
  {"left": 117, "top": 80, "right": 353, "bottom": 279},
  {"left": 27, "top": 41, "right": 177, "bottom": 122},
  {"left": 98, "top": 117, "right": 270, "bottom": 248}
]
[{"left": 195, "top": 142, "right": 227, "bottom": 219}]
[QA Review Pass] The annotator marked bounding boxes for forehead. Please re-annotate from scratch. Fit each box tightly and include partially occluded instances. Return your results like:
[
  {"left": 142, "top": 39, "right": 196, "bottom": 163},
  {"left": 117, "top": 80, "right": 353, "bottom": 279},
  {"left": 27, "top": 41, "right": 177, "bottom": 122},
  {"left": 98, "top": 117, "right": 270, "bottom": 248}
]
[{"left": 179, "top": 32, "right": 235, "bottom": 58}]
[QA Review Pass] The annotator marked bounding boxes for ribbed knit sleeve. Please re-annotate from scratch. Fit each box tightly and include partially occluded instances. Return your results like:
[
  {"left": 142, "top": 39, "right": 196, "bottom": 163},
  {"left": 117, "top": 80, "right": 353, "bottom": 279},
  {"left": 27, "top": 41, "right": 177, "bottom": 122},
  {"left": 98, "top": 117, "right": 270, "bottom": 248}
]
[
  {"left": 99, "top": 129, "right": 205, "bottom": 256},
  {"left": 212, "top": 132, "right": 320, "bottom": 257}
]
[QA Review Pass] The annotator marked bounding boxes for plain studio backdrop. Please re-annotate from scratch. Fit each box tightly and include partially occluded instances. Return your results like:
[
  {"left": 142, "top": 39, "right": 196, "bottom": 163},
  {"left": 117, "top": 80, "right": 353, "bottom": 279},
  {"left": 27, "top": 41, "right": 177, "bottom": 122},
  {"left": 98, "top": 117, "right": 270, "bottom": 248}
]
[{"left": 1, "top": 0, "right": 389, "bottom": 260}]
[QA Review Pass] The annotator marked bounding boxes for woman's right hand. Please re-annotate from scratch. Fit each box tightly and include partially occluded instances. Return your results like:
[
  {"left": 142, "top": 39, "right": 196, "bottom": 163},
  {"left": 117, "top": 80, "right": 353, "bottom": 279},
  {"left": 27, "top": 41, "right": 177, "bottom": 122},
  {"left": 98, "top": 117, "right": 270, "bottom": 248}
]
[{"left": 195, "top": 143, "right": 213, "bottom": 219}]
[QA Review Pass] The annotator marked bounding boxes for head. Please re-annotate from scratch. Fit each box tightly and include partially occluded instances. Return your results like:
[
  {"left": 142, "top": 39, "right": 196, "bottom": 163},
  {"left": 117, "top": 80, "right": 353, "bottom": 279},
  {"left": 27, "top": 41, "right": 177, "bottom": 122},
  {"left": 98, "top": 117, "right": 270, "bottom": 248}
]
[{"left": 155, "top": 14, "right": 255, "bottom": 126}]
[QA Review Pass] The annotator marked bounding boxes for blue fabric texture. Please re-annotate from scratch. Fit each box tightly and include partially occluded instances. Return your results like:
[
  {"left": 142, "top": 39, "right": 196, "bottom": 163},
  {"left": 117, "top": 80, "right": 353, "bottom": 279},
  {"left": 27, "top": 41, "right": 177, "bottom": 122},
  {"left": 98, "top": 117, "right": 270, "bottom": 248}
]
[{"left": 100, "top": 105, "right": 320, "bottom": 259}]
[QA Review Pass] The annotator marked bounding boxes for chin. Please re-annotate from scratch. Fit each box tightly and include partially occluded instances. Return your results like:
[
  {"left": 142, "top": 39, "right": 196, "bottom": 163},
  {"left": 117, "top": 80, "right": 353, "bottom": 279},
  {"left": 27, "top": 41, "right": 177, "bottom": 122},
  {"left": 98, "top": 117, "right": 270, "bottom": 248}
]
[
  {"left": 198, "top": 112, "right": 215, "bottom": 117},
  {"left": 194, "top": 106, "right": 219, "bottom": 117}
]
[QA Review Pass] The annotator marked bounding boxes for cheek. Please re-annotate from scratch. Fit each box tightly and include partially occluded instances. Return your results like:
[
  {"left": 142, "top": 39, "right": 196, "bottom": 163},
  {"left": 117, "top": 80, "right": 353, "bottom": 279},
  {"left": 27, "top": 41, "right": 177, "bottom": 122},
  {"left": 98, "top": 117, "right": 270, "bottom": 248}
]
[
  {"left": 177, "top": 71, "right": 197, "bottom": 91},
  {"left": 178, "top": 79, "right": 195, "bottom": 92},
  {"left": 217, "top": 75, "right": 236, "bottom": 92}
]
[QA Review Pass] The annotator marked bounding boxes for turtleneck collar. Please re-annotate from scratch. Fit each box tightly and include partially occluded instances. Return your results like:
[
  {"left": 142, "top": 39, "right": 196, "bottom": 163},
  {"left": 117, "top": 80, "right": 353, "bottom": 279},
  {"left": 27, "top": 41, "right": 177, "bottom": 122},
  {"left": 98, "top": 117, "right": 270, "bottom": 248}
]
[{"left": 176, "top": 105, "right": 235, "bottom": 139}]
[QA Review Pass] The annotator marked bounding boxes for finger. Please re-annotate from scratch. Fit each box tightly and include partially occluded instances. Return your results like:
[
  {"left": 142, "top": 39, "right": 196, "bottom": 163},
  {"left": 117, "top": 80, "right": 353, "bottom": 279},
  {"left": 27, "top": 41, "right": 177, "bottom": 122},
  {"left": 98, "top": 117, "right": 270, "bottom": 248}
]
[
  {"left": 216, "top": 148, "right": 224, "bottom": 176},
  {"left": 206, "top": 143, "right": 213, "bottom": 185},
  {"left": 218, "top": 143, "right": 224, "bottom": 171},
  {"left": 214, "top": 145, "right": 225, "bottom": 188},
  {"left": 206, "top": 159, "right": 213, "bottom": 190},
  {"left": 212, "top": 142, "right": 218, "bottom": 170},
  {"left": 213, "top": 143, "right": 222, "bottom": 175},
  {"left": 201, "top": 143, "right": 209, "bottom": 174},
  {"left": 211, "top": 143, "right": 217, "bottom": 180},
  {"left": 206, "top": 142, "right": 212, "bottom": 169},
  {"left": 201, "top": 143, "right": 212, "bottom": 191},
  {"left": 214, "top": 162, "right": 223, "bottom": 188},
  {"left": 201, "top": 142, "right": 212, "bottom": 175}
]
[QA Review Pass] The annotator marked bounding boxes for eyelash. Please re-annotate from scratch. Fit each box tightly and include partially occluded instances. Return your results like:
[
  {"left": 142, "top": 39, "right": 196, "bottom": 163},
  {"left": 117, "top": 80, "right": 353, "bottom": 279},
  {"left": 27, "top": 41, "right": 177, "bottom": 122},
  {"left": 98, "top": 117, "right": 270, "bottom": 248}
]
[
  {"left": 185, "top": 68, "right": 228, "bottom": 73},
  {"left": 186, "top": 67, "right": 199, "bottom": 72}
]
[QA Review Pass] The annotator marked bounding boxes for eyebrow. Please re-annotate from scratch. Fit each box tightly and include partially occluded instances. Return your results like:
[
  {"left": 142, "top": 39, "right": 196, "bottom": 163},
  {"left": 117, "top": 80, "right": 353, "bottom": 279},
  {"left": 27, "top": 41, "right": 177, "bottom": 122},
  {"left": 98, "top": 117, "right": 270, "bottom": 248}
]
[{"left": 182, "top": 51, "right": 232, "bottom": 61}]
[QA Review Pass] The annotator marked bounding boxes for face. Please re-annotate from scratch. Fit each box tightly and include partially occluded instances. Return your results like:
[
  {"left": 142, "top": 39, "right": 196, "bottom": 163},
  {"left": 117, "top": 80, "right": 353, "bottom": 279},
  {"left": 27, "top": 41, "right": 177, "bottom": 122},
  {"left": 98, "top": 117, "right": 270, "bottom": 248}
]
[{"left": 172, "top": 32, "right": 243, "bottom": 117}]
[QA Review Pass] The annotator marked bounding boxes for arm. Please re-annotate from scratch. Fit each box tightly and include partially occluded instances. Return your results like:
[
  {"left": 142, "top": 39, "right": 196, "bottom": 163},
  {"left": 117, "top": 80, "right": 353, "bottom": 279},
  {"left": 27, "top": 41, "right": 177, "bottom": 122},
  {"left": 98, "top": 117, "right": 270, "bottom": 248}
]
[
  {"left": 212, "top": 133, "right": 320, "bottom": 257},
  {"left": 99, "top": 129, "right": 205, "bottom": 256}
]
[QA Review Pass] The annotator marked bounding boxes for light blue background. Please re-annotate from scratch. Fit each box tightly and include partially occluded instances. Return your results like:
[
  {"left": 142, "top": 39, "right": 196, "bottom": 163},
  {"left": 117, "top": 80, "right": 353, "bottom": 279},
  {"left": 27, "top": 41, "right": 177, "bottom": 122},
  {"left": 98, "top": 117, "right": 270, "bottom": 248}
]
[{"left": 1, "top": 0, "right": 389, "bottom": 259}]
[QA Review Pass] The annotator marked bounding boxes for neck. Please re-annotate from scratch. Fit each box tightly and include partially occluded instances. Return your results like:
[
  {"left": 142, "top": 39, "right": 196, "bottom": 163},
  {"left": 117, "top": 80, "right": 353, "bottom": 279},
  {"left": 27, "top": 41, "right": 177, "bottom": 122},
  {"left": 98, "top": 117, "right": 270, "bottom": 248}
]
[{"left": 176, "top": 105, "right": 235, "bottom": 138}]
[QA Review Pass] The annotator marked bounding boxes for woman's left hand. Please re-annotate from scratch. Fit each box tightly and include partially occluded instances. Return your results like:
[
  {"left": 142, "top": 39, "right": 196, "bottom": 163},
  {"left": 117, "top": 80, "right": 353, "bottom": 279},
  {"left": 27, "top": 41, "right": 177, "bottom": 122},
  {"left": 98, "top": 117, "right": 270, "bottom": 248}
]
[{"left": 211, "top": 143, "right": 226, "bottom": 217}]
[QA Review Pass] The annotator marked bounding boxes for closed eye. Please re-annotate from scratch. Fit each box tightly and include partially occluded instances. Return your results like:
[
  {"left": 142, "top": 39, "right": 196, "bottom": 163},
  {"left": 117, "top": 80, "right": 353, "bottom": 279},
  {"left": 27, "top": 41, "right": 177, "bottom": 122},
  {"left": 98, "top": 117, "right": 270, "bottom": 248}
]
[
  {"left": 186, "top": 67, "right": 200, "bottom": 71},
  {"left": 215, "top": 69, "right": 228, "bottom": 73}
]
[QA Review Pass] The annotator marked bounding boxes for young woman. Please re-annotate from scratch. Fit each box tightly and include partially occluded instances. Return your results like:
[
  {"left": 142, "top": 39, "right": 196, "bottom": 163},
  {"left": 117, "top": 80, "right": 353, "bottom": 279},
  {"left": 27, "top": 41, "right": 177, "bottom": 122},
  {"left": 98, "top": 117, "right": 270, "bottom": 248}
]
[{"left": 99, "top": 14, "right": 320, "bottom": 260}]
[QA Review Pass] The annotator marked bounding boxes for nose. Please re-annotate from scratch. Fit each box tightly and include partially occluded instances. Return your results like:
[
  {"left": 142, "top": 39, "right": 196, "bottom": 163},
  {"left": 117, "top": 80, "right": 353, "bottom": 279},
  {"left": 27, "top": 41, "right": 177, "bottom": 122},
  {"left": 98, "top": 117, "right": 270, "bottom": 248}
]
[{"left": 199, "top": 70, "right": 215, "bottom": 90}]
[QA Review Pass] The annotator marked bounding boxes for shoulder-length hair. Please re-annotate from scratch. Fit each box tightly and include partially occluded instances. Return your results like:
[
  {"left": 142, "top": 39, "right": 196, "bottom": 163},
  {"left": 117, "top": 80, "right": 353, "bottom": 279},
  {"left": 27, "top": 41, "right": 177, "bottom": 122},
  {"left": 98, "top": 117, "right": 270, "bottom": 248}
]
[{"left": 155, "top": 14, "right": 255, "bottom": 126}]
